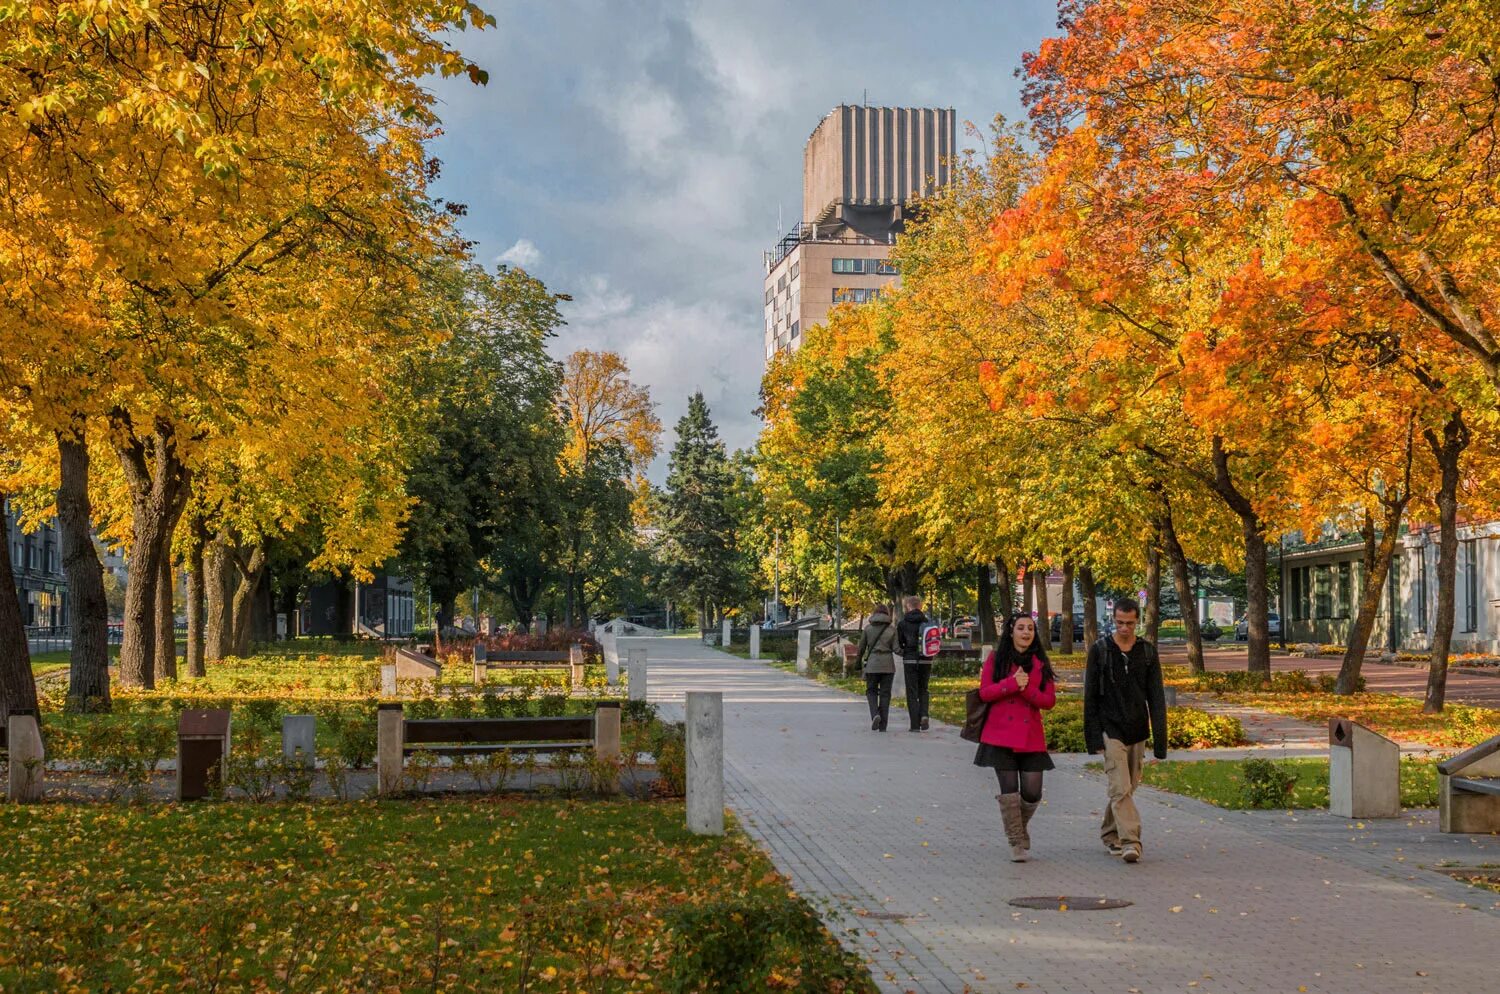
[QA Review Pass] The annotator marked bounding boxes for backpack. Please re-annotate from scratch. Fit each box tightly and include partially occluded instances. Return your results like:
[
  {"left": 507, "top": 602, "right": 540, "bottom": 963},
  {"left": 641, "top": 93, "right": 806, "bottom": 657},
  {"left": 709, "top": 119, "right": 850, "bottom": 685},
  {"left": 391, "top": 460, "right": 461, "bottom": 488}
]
[{"left": 919, "top": 622, "right": 942, "bottom": 658}]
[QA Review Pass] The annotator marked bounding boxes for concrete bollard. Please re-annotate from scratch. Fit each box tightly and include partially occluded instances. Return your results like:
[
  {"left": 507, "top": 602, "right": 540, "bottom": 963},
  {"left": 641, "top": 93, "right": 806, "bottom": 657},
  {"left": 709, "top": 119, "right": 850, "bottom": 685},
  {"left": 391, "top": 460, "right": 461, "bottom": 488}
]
[
  {"left": 796, "top": 629, "right": 811, "bottom": 674},
  {"left": 6, "top": 713, "right": 45, "bottom": 803},
  {"left": 1164, "top": 685, "right": 1178, "bottom": 707},
  {"left": 749, "top": 625, "right": 760, "bottom": 660},
  {"left": 722, "top": 619, "right": 732, "bottom": 646},
  {"left": 570, "top": 644, "right": 586, "bottom": 689},
  {"left": 377, "top": 704, "right": 404, "bottom": 795},
  {"left": 627, "top": 646, "right": 648, "bottom": 702},
  {"left": 535, "top": 616, "right": 548, "bottom": 636},
  {"left": 380, "top": 663, "right": 397, "bottom": 697},
  {"left": 281, "top": 715, "right": 316, "bottom": 767},
  {"left": 686, "top": 691, "right": 725, "bottom": 835},
  {"left": 603, "top": 634, "right": 620, "bottom": 685},
  {"left": 594, "top": 703, "right": 622, "bottom": 764},
  {"left": 473, "top": 644, "right": 488, "bottom": 686}
]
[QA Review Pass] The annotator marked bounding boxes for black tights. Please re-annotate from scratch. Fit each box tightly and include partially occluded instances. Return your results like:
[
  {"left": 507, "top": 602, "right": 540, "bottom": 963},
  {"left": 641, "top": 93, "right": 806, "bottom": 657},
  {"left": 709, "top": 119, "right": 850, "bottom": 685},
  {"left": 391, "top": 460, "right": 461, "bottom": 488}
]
[{"left": 995, "top": 769, "right": 1044, "bottom": 804}]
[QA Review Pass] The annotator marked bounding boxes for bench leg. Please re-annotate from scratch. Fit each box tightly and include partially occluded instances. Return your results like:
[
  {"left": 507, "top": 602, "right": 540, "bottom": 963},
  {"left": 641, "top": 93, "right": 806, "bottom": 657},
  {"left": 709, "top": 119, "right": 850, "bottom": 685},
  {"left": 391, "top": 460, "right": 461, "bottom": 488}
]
[
  {"left": 1441, "top": 775, "right": 1500, "bottom": 833},
  {"left": 377, "top": 708, "right": 404, "bottom": 796}
]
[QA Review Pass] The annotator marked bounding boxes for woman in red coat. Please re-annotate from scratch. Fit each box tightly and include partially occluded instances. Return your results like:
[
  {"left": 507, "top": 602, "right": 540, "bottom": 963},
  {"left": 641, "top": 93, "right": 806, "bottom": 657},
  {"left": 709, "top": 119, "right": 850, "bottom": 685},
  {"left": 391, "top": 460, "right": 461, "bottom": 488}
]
[{"left": 972, "top": 612, "right": 1057, "bottom": 862}]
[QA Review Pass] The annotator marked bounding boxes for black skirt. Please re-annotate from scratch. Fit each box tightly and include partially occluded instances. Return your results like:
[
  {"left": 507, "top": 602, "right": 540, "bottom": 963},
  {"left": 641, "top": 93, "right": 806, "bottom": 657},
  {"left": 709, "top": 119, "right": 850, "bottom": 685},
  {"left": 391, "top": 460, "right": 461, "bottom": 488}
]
[{"left": 973, "top": 742, "right": 1055, "bottom": 772}]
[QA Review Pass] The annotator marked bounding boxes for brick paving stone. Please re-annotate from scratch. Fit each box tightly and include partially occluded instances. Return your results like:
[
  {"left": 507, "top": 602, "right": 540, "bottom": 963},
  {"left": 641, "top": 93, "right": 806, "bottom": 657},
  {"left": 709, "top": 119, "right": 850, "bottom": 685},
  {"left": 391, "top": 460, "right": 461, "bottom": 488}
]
[{"left": 638, "top": 635, "right": 1500, "bottom": 994}]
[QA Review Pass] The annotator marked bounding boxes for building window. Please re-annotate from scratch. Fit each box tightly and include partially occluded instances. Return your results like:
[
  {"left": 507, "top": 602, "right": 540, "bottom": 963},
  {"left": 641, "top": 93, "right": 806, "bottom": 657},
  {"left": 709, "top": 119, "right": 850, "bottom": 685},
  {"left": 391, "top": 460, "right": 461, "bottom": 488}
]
[
  {"left": 1337, "top": 561, "right": 1352, "bottom": 619},
  {"left": 764, "top": 287, "right": 774, "bottom": 304},
  {"left": 790, "top": 261, "right": 800, "bottom": 279},
  {"left": 832, "top": 257, "right": 864, "bottom": 274},
  {"left": 1314, "top": 565, "right": 1332, "bottom": 620},
  {"left": 45, "top": 541, "right": 57, "bottom": 574},
  {"left": 1289, "top": 567, "right": 1302, "bottom": 621},
  {"left": 777, "top": 275, "right": 787, "bottom": 292},
  {"left": 875, "top": 259, "right": 898, "bottom": 275},
  {"left": 1464, "top": 538, "right": 1479, "bottom": 633},
  {"left": 790, "top": 321, "right": 800, "bottom": 338},
  {"left": 1415, "top": 548, "right": 1428, "bottom": 632},
  {"left": 833, "top": 287, "right": 882, "bottom": 304}
]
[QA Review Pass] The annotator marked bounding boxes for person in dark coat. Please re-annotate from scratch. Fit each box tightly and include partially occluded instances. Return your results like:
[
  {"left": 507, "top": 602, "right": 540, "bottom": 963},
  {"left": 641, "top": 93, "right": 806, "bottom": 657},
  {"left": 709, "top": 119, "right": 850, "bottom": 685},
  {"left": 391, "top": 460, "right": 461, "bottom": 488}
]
[
  {"left": 973, "top": 612, "right": 1057, "bottom": 861},
  {"left": 856, "top": 603, "right": 898, "bottom": 731},
  {"left": 895, "top": 595, "right": 933, "bottom": 731},
  {"left": 1083, "top": 596, "right": 1168, "bottom": 864}
]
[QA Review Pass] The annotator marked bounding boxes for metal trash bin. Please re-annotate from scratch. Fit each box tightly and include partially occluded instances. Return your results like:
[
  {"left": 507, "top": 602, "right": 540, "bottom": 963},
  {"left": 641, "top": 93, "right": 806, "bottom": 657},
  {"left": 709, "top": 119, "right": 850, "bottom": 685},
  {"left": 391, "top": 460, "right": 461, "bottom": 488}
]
[
  {"left": 177, "top": 709, "right": 231, "bottom": 800},
  {"left": 1329, "top": 718, "right": 1400, "bottom": 818}
]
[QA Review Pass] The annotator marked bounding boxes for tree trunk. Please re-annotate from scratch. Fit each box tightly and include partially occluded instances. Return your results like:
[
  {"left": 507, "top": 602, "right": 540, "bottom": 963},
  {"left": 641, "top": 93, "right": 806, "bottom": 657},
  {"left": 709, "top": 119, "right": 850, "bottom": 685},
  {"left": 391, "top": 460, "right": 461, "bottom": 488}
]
[
  {"left": 1160, "top": 504, "right": 1204, "bottom": 673},
  {"left": 1034, "top": 568, "right": 1052, "bottom": 650},
  {"left": 994, "top": 555, "right": 1014, "bottom": 617},
  {"left": 976, "top": 563, "right": 996, "bottom": 644},
  {"left": 57, "top": 432, "right": 111, "bottom": 711},
  {"left": 112, "top": 415, "right": 190, "bottom": 689},
  {"left": 186, "top": 540, "right": 206, "bottom": 678},
  {"left": 0, "top": 496, "right": 39, "bottom": 723},
  {"left": 1144, "top": 533, "right": 1162, "bottom": 646},
  {"left": 204, "top": 535, "right": 232, "bottom": 661},
  {"left": 1424, "top": 412, "right": 1468, "bottom": 713},
  {"left": 335, "top": 574, "right": 356, "bottom": 634},
  {"left": 154, "top": 550, "right": 177, "bottom": 682},
  {"left": 1021, "top": 561, "right": 1034, "bottom": 617},
  {"left": 230, "top": 545, "right": 267, "bottom": 657},
  {"left": 1060, "top": 561, "right": 1075, "bottom": 655},
  {"left": 1338, "top": 508, "right": 1408, "bottom": 694},
  {"left": 1079, "top": 564, "right": 1099, "bottom": 647},
  {"left": 1207, "top": 437, "right": 1270, "bottom": 676}
]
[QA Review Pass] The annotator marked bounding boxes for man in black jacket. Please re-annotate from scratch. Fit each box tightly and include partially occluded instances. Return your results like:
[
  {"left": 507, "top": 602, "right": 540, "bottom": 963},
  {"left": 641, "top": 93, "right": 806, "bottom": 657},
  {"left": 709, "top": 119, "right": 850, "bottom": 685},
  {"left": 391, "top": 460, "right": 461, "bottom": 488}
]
[
  {"left": 895, "top": 596, "right": 932, "bottom": 731},
  {"left": 1083, "top": 597, "right": 1167, "bottom": 863}
]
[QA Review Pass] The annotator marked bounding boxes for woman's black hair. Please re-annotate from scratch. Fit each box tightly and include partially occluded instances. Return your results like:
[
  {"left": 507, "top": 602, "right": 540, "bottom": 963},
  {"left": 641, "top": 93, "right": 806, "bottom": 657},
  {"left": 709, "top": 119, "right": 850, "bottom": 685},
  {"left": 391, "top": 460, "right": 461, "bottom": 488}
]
[{"left": 992, "top": 612, "right": 1055, "bottom": 691}]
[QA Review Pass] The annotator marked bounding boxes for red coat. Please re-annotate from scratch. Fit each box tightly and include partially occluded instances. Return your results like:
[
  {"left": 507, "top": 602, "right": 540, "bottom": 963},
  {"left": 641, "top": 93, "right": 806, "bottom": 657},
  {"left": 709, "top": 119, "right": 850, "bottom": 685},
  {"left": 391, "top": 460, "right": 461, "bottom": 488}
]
[{"left": 977, "top": 651, "right": 1057, "bottom": 752}]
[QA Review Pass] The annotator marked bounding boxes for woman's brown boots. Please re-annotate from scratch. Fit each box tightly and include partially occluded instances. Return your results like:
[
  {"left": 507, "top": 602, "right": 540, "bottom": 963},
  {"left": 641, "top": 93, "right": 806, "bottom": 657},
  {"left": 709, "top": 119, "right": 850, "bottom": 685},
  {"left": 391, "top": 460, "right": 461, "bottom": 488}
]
[{"left": 997, "top": 793, "right": 1029, "bottom": 862}]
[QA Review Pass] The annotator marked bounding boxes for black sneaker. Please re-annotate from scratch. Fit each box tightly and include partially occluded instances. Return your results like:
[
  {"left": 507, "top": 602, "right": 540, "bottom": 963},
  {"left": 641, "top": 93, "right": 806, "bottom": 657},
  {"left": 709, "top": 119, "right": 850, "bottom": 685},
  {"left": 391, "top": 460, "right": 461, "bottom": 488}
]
[
  {"left": 919, "top": 717, "right": 930, "bottom": 731},
  {"left": 871, "top": 717, "right": 881, "bottom": 731}
]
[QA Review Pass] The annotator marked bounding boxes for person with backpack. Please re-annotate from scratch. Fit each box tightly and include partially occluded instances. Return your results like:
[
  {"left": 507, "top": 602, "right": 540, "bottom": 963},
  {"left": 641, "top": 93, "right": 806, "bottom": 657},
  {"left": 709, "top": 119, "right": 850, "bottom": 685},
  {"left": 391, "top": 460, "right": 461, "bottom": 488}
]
[
  {"left": 1083, "top": 596, "right": 1168, "bottom": 864},
  {"left": 972, "top": 612, "right": 1057, "bottom": 862},
  {"left": 896, "top": 595, "right": 938, "bottom": 731},
  {"left": 856, "top": 602, "right": 898, "bottom": 731}
]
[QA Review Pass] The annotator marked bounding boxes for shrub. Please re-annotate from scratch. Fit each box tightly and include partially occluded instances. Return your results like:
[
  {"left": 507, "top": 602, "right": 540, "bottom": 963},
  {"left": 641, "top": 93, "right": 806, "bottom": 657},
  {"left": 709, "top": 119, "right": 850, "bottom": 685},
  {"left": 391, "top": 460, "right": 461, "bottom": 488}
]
[
  {"left": 480, "top": 690, "right": 507, "bottom": 718},
  {"left": 278, "top": 750, "right": 315, "bottom": 802},
  {"left": 663, "top": 899, "right": 869, "bottom": 994},
  {"left": 536, "top": 693, "right": 568, "bottom": 717},
  {"left": 321, "top": 750, "right": 350, "bottom": 801},
  {"left": 622, "top": 699, "right": 658, "bottom": 725},
  {"left": 652, "top": 722, "right": 687, "bottom": 796},
  {"left": 334, "top": 715, "right": 377, "bottom": 769},
  {"left": 1166, "top": 707, "right": 1244, "bottom": 749},
  {"left": 406, "top": 697, "right": 441, "bottom": 720},
  {"left": 1239, "top": 758, "right": 1297, "bottom": 808},
  {"left": 404, "top": 749, "right": 439, "bottom": 792}
]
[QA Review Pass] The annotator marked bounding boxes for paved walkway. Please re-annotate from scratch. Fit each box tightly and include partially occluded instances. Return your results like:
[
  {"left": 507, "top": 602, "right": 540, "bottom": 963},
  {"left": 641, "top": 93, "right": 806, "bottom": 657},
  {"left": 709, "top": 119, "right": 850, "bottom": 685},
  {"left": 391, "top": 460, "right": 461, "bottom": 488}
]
[{"left": 635, "top": 636, "right": 1498, "bottom": 994}]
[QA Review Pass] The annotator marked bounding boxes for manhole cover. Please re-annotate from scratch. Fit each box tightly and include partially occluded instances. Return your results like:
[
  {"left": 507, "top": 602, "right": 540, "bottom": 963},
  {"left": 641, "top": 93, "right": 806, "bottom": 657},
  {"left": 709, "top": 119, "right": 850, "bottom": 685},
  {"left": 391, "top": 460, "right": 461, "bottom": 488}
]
[
  {"left": 857, "top": 911, "right": 909, "bottom": 921},
  {"left": 1009, "top": 896, "right": 1132, "bottom": 911}
]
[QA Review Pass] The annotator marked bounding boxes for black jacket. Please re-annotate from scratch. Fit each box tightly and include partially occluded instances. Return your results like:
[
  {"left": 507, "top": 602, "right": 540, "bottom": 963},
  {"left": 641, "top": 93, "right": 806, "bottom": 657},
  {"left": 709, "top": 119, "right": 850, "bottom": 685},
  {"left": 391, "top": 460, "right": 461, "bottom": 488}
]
[
  {"left": 896, "top": 609, "right": 929, "bottom": 661},
  {"left": 1083, "top": 635, "right": 1168, "bottom": 758}
]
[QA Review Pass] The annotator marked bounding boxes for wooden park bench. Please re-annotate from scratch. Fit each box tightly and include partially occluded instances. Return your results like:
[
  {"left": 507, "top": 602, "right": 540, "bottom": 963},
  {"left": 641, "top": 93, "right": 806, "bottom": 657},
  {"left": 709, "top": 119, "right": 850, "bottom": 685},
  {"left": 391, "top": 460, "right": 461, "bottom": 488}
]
[
  {"left": 378, "top": 703, "right": 621, "bottom": 794},
  {"left": 1438, "top": 733, "right": 1500, "bottom": 833},
  {"left": 474, "top": 647, "right": 586, "bottom": 690}
]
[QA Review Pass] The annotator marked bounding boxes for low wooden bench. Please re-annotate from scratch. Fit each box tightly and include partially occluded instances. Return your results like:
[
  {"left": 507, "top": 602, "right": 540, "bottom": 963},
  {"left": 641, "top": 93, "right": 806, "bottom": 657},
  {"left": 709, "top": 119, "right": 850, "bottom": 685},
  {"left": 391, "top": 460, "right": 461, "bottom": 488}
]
[
  {"left": 1437, "top": 733, "right": 1500, "bottom": 833},
  {"left": 473, "top": 647, "right": 586, "bottom": 690}
]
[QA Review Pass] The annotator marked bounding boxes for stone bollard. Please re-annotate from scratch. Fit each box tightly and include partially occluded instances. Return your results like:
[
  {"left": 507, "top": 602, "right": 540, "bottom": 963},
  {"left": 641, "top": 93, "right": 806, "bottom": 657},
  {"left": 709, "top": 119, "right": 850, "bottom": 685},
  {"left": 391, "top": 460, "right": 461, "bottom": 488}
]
[
  {"left": 627, "top": 646, "right": 648, "bottom": 702},
  {"left": 6, "top": 712, "right": 45, "bottom": 803},
  {"left": 603, "top": 634, "right": 620, "bottom": 685},
  {"left": 570, "top": 644, "right": 586, "bottom": 690},
  {"left": 722, "top": 619, "right": 732, "bottom": 646},
  {"left": 796, "top": 629, "right": 811, "bottom": 674},
  {"left": 380, "top": 663, "right": 397, "bottom": 697},
  {"left": 1164, "top": 686, "right": 1178, "bottom": 707},
  {"left": 749, "top": 625, "right": 760, "bottom": 660},
  {"left": 1329, "top": 718, "right": 1400, "bottom": 818},
  {"left": 281, "top": 715, "right": 316, "bottom": 768},
  {"left": 535, "top": 616, "right": 548, "bottom": 636},
  {"left": 377, "top": 703, "right": 404, "bottom": 796},
  {"left": 686, "top": 691, "right": 725, "bottom": 835},
  {"left": 473, "top": 644, "right": 488, "bottom": 686},
  {"left": 594, "top": 702, "right": 622, "bottom": 765}
]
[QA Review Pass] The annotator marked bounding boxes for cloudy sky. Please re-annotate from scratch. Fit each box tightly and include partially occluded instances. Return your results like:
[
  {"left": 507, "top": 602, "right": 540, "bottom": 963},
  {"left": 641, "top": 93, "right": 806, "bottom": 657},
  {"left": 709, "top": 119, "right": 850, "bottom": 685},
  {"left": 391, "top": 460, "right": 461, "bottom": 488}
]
[{"left": 425, "top": 1, "right": 1060, "bottom": 478}]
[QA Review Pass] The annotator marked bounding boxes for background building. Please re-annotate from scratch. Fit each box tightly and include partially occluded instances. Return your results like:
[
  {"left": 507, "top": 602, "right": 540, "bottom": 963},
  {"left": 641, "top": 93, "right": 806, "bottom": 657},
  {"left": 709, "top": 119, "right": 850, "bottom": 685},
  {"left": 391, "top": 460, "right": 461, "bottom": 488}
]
[
  {"left": 3, "top": 498, "right": 68, "bottom": 631},
  {"left": 763, "top": 105, "right": 956, "bottom": 359}
]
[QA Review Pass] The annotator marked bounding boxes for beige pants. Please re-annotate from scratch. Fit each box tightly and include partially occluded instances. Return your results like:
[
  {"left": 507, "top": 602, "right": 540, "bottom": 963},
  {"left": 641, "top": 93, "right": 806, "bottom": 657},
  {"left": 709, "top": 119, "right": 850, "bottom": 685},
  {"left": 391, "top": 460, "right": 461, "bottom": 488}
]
[{"left": 1100, "top": 735, "right": 1145, "bottom": 848}]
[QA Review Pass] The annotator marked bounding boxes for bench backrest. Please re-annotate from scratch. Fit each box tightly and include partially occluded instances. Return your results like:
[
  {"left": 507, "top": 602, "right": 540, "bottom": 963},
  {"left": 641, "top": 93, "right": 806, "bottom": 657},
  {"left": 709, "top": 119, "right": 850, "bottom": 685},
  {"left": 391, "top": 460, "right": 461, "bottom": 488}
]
[
  {"left": 404, "top": 716, "right": 593, "bottom": 745},
  {"left": 486, "top": 651, "right": 571, "bottom": 663},
  {"left": 1437, "top": 732, "right": 1500, "bottom": 776}
]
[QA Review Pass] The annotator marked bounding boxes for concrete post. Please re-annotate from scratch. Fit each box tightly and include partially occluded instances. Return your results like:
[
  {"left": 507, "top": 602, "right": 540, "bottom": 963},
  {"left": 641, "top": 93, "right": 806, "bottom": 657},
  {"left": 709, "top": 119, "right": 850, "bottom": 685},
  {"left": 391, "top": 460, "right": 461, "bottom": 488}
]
[
  {"left": 380, "top": 663, "right": 397, "bottom": 697},
  {"left": 594, "top": 703, "right": 622, "bottom": 764},
  {"left": 376, "top": 704, "right": 404, "bottom": 795},
  {"left": 5, "top": 713, "right": 44, "bottom": 802},
  {"left": 1329, "top": 718, "right": 1400, "bottom": 818},
  {"left": 603, "top": 634, "right": 620, "bottom": 685},
  {"left": 627, "top": 646, "right": 648, "bottom": 702},
  {"left": 569, "top": 644, "right": 586, "bottom": 690},
  {"left": 721, "top": 618, "right": 732, "bottom": 646},
  {"left": 796, "top": 629, "right": 811, "bottom": 674},
  {"left": 749, "top": 625, "right": 760, "bottom": 660},
  {"left": 281, "top": 715, "right": 316, "bottom": 767},
  {"left": 473, "top": 644, "right": 488, "bottom": 686},
  {"left": 535, "top": 616, "right": 548, "bottom": 636},
  {"left": 686, "top": 691, "right": 725, "bottom": 835}
]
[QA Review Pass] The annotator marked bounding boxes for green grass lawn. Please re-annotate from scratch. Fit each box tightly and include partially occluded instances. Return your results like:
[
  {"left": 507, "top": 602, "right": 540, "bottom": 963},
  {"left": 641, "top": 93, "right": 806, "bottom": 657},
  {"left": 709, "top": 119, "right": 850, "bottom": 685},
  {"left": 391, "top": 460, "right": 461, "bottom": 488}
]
[
  {"left": 1124, "top": 756, "right": 1441, "bottom": 810},
  {"left": 0, "top": 798, "right": 874, "bottom": 993}
]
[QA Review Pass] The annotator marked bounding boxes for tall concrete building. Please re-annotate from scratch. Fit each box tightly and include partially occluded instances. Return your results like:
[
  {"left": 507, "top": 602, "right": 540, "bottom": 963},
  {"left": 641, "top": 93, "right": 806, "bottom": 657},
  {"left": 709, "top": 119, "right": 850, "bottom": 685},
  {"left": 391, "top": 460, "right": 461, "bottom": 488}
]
[{"left": 763, "top": 105, "right": 956, "bottom": 359}]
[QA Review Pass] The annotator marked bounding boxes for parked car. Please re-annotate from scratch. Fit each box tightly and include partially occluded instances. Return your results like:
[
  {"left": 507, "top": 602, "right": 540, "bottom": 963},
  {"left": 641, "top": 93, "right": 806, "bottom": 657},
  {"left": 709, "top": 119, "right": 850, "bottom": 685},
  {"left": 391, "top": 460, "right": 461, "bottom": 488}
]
[
  {"left": 1233, "top": 613, "right": 1282, "bottom": 641},
  {"left": 1050, "top": 613, "right": 1087, "bottom": 643}
]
